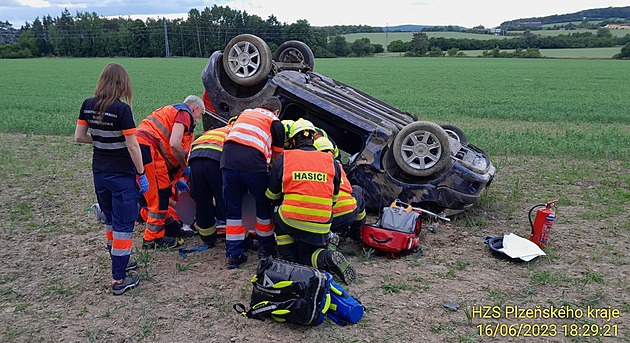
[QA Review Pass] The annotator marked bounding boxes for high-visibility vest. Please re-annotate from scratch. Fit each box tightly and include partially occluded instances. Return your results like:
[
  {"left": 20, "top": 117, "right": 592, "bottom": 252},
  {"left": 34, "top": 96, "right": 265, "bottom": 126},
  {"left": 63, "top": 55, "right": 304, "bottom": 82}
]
[
  {"left": 137, "top": 103, "right": 194, "bottom": 168},
  {"left": 189, "top": 124, "right": 231, "bottom": 159},
  {"left": 225, "top": 108, "right": 277, "bottom": 164},
  {"left": 333, "top": 167, "right": 357, "bottom": 217},
  {"left": 279, "top": 149, "right": 336, "bottom": 234}
]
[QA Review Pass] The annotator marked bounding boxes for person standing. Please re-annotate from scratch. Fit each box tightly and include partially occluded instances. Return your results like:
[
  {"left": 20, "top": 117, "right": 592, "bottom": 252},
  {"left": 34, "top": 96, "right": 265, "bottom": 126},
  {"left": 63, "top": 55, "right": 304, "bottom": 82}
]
[
  {"left": 75, "top": 62, "right": 148, "bottom": 295},
  {"left": 221, "top": 97, "right": 285, "bottom": 269},
  {"left": 188, "top": 117, "right": 236, "bottom": 247},
  {"left": 136, "top": 95, "right": 204, "bottom": 249},
  {"left": 266, "top": 119, "right": 356, "bottom": 284}
]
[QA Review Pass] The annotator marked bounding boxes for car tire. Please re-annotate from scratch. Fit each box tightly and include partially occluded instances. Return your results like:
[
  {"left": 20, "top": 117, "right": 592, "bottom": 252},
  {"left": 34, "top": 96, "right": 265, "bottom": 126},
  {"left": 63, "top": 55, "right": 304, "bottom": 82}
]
[
  {"left": 222, "top": 34, "right": 272, "bottom": 86},
  {"left": 392, "top": 121, "right": 452, "bottom": 177},
  {"left": 273, "top": 40, "right": 315, "bottom": 71},
  {"left": 441, "top": 124, "right": 467, "bottom": 144}
]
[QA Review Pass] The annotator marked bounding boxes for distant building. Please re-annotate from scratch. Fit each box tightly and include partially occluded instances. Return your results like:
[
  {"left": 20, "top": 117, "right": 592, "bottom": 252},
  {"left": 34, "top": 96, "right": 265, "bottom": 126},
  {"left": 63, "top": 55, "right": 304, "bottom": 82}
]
[
  {"left": 605, "top": 24, "right": 630, "bottom": 30},
  {"left": 489, "top": 28, "right": 503, "bottom": 35}
]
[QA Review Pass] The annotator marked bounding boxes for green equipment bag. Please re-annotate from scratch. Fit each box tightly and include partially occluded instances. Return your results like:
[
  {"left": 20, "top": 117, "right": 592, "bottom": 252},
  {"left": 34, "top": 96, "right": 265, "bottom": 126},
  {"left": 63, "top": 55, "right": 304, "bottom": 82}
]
[{"left": 234, "top": 257, "right": 332, "bottom": 326}]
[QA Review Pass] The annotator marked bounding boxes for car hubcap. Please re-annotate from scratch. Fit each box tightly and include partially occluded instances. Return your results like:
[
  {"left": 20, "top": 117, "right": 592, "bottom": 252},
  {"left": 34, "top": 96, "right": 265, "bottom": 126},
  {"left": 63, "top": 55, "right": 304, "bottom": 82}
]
[
  {"left": 227, "top": 41, "right": 260, "bottom": 77},
  {"left": 400, "top": 130, "right": 442, "bottom": 170}
]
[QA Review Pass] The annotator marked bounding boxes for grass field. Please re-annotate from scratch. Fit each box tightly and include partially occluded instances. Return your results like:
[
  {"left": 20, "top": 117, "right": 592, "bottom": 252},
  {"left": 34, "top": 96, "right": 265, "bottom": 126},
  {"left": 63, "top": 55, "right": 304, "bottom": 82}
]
[
  {"left": 1, "top": 57, "right": 629, "bottom": 342},
  {"left": 1, "top": 57, "right": 629, "bottom": 160}
]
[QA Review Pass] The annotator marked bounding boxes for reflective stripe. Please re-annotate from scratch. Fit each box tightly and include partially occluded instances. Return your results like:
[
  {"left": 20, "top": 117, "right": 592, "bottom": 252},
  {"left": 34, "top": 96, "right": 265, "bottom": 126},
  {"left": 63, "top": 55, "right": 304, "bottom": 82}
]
[
  {"left": 113, "top": 231, "right": 134, "bottom": 240},
  {"left": 279, "top": 209, "right": 331, "bottom": 234},
  {"left": 111, "top": 247, "right": 132, "bottom": 256},
  {"left": 197, "top": 224, "right": 217, "bottom": 237},
  {"left": 227, "top": 131, "right": 272, "bottom": 158},
  {"left": 276, "top": 234, "right": 295, "bottom": 246},
  {"left": 148, "top": 211, "right": 166, "bottom": 220},
  {"left": 145, "top": 116, "right": 171, "bottom": 140},
  {"left": 92, "top": 141, "right": 127, "bottom": 149},
  {"left": 191, "top": 142, "right": 223, "bottom": 152},
  {"left": 250, "top": 107, "right": 278, "bottom": 120},
  {"left": 164, "top": 216, "right": 176, "bottom": 225},
  {"left": 232, "top": 123, "right": 272, "bottom": 147},
  {"left": 355, "top": 209, "right": 366, "bottom": 221},
  {"left": 284, "top": 194, "right": 332, "bottom": 206},
  {"left": 105, "top": 224, "right": 113, "bottom": 232},
  {"left": 256, "top": 229, "right": 275, "bottom": 237},
  {"left": 311, "top": 248, "right": 325, "bottom": 269},
  {"left": 146, "top": 222, "right": 163, "bottom": 232},
  {"left": 226, "top": 219, "right": 242, "bottom": 226},
  {"left": 91, "top": 128, "right": 123, "bottom": 138},
  {"left": 333, "top": 192, "right": 357, "bottom": 217},
  {"left": 257, "top": 218, "right": 271, "bottom": 225},
  {"left": 266, "top": 188, "right": 282, "bottom": 200},
  {"left": 226, "top": 233, "right": 246, "bottom": 241},
  {"left": 281, "top": 205, "right": 331, "bottom": 219}
]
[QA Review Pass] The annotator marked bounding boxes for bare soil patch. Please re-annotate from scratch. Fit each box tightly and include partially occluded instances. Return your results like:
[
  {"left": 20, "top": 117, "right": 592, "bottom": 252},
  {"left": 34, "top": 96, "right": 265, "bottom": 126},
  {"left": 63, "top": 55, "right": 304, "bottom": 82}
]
[{"left": 0, "top": 133, "right": 628, "bottom": 342}]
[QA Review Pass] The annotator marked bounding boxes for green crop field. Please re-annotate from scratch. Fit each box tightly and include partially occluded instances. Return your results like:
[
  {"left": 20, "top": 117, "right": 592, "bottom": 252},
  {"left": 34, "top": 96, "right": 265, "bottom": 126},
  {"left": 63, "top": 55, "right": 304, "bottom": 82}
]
[{"left": 1, "top": 57, "right": 629, "bottom": 160}]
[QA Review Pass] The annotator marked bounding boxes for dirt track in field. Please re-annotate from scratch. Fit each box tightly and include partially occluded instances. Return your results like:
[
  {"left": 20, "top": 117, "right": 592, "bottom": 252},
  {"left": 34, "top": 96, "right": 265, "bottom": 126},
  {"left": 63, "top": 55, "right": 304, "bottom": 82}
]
[{"left": 0, "top": 133, "right": 628, "bottom": 342}]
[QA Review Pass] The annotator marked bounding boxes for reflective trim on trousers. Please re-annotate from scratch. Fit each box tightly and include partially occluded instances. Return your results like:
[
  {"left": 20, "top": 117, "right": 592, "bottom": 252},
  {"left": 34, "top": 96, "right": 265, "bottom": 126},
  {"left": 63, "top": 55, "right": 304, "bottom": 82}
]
[
  {"left": 146, "top": 222, "right": 164, "bottom": 232},
  {"left": 196, "top": 223, "right": 217, "bottom": 237},
  {"left": 111, "top": 231, "right": 133, "bottom": 256},
  {"left": 105, "top": 224, "right": 113, "bottom": 243},
  {"left": 148, "top": 211, "right": 166, "bottom": 220},
  {"left": 311, "top": 248, "right": 325, "bottom": 269},
  {"left": 226, "top": 233, "right": 247, "bottom": 241},
  {"left": 255, "top": 217, "right": 274, "bottom": 237},
  {"left": 276, "top": 234, "right": 295, "bottom": 246}
]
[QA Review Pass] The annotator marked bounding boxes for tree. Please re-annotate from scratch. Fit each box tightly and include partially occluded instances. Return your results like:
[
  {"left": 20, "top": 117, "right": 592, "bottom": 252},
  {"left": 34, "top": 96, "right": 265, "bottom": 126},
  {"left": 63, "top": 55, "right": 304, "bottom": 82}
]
[
  {"left": 350, "top": 37, "right": 374, "bottom": 57},
  {"left": 612, "top": 43, "right": 630, "bottom": 59},
  {"left": 427, "top": 46, "right": 444, "bottom": 57},
  {"left": 446, "top": 47, "right": 459, "bottom": 56},
  {"left": 372, "top": 43, "right": 384, "bottom": 53},
  {"left": 406, "top": 32, "right": 429, "bottom": 57},
  {"left": 388, "top": 39, "right": 409, "bottom": 52},
  {"left": 328, "top": 35, "right": 350, "bottom": 57}
]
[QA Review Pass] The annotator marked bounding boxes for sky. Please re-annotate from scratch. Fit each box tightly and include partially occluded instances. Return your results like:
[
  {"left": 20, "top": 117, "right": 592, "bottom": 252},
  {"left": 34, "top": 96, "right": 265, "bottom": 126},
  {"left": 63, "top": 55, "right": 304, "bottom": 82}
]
[{"left": 1, "top": 0, "right": 629, "bottom": 28}]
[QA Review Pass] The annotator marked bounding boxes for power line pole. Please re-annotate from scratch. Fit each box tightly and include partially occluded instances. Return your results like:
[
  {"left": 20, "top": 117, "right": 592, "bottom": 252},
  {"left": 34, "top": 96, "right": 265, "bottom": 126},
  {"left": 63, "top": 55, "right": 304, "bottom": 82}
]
[
  {"left": 385, "top": 23, "right": 389, "bottom": 57},
  {"left": 163, "top": 18, "right": 170, "bottom": 57}
]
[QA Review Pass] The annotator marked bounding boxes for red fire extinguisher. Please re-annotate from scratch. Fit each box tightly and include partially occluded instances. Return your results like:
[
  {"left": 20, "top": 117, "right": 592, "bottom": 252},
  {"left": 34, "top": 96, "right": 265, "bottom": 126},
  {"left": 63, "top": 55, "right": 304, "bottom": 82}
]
[{"left": 528, "top": 200, "right": 558, "bottom": 248}]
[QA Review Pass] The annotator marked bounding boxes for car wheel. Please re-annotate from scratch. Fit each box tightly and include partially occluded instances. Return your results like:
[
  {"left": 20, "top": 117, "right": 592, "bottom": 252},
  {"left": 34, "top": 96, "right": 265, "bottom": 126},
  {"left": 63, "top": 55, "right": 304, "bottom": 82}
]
[
  {"left": 392, "top": 121, "right": 452, "bottom": 177},
  {"left": 273, "top": 40, "right": 315, "bottom": 70},
  {"left": 441, "top": 124, "right": 467, "bottom": 144},
  {"left": 222, "top": 34, "right": 272, "bottom": 86}
]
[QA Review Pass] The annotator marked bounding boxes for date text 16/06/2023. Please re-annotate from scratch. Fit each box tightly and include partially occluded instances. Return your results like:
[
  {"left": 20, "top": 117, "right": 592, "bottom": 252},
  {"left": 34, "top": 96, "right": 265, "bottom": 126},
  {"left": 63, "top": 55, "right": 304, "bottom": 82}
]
[{"left": 472, "top": 305, "right": 620, "bottom": 338}]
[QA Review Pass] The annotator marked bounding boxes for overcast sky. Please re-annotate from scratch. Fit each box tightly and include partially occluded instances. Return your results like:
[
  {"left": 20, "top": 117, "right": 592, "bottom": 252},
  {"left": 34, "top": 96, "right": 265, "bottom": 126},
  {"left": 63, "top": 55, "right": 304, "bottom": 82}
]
[{"left": 2, "top": 0, "right": 628, "bottom": 28}]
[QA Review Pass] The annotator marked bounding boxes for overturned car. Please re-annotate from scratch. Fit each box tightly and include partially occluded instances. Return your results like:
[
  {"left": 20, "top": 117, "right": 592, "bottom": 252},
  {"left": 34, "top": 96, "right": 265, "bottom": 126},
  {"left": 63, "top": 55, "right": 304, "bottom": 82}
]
[{"left": 201, "top": 34, "right": 495, "bottom": 214}]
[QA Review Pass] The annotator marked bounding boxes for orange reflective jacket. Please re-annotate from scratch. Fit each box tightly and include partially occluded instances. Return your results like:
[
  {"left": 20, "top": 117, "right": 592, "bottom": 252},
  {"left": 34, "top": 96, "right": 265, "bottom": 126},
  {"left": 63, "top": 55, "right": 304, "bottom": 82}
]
[
  {"left": 225, "top": 108, "right": 277, "bottom": 164},
  {"left": 190, "top": 124, "right": 231, "bottom": 157},
  {"left": 280, "top": 150, "right": 336, "bottom": 233},
  {"left": 137, "top": 104, "right": 193, "bottom": 168}
]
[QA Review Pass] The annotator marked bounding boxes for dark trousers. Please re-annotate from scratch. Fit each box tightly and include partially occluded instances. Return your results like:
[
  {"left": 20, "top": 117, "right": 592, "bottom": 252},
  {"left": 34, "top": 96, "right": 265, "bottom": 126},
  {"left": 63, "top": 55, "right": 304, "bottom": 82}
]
[
  {"left": 222, "top": 169, "right": 273, "bottom": 257},
  {"left": 190, "top": 158, "right": 225, "bottom": 228},
  {"left": 273, "top": 209, "right": 327, "bottom": 266},
  {"left": 93, "top": 172, "right": 138, "bottom": 280}
]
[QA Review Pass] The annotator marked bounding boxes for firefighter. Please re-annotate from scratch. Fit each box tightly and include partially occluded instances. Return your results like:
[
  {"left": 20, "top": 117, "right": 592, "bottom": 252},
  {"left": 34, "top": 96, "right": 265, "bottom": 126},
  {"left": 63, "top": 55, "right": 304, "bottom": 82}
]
[
  {"left": 187, "top": 116, "right": 236, "bottom": 247},
  {"left": 221, "top": 97, "right": 285, "bottom": 269},
  {"left": 314, "top": 136, "right": 366, "bottom": 241},
  {"left": 266, "top": 119, "right": 356, "bottom": 284},
  {"left": 137, "top": 95, "right": 204, "bottom": 249}
]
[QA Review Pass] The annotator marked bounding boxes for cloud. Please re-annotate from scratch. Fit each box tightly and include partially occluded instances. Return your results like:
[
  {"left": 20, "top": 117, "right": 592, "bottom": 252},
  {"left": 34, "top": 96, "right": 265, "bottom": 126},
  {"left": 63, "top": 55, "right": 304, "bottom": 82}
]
[{"left": 16, "top": 0, "right": 51, "bottom": 8}]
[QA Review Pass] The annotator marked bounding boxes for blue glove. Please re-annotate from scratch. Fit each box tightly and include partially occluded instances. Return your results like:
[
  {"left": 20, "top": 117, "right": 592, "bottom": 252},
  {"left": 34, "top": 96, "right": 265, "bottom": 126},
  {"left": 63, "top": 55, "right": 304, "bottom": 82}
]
[
  {"left": 175, "top": 179, "right": 189, "bottom": 192},
  {"left": 182, "top": 166, "right": 191, "bottom": 177},
  {"left": 138, "top": 175, "right": 149, "bottom": 194}
]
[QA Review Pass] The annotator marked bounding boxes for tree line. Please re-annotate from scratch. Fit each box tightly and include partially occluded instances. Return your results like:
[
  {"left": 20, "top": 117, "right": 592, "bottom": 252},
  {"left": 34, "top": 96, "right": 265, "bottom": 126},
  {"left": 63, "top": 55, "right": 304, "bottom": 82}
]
[{"left": 1, "top": 6, "right": 630, "bottom": 59}]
